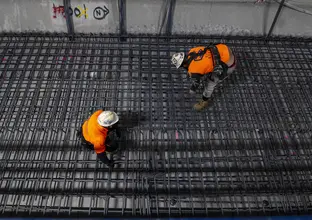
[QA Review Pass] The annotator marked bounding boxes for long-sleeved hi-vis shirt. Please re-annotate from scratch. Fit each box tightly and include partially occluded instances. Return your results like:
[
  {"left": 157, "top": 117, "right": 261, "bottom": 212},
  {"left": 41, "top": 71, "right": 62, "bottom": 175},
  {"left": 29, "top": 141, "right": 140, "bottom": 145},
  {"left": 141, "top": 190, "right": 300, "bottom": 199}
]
[
  {"left": 82, "top": 110, "right": 108, "bottom": 154},
  {"left": 186, "top": 44, "right": 231, "bottom": 76}
]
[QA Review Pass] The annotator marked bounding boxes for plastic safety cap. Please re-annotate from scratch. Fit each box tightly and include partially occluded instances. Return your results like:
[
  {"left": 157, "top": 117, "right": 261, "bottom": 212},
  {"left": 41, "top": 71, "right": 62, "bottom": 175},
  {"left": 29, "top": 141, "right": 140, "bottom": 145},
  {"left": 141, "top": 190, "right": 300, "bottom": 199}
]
[
  {"left": 97, "top": 111, "right": 119, "bottom": 127},
  {"left": 171, "top": 52, "right": 185, "bottom": 69}
]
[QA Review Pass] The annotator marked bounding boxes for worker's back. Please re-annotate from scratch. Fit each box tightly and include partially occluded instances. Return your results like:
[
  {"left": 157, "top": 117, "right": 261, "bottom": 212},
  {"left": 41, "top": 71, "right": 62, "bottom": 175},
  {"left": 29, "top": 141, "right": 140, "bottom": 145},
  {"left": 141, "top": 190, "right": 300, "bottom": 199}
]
[
  {"left": 187, "top": 44, "right": 231, "bottom": 75},
  {"left": 82, "top": 110, "right": 108, "bottom": 154}
]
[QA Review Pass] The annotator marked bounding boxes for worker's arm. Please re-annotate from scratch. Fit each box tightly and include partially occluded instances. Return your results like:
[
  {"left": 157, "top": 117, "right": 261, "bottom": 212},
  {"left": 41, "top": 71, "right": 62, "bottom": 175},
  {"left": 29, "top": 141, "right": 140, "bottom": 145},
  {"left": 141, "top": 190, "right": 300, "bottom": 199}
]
[
  {"left": 112, "top": 124, "right": 121, "bottom": 138},
  {"left": 94, "top": 142, "right": 114, "bottom": 167},
  {"left": 97, "top": 151, "right": 113, "bottom": 167},
  {"left": 189, "top": 73, "right": 202, "bottom": 93},
  {"left": 107, "top": 124, "right": 121, "bottom": 140}
]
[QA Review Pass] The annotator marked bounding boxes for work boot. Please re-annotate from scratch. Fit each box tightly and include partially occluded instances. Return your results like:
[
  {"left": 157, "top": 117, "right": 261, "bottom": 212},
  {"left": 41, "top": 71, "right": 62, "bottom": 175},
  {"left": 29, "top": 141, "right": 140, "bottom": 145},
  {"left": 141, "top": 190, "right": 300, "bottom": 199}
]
[{"left": 193, "top": 99, "right": 209, "bottom": 111}]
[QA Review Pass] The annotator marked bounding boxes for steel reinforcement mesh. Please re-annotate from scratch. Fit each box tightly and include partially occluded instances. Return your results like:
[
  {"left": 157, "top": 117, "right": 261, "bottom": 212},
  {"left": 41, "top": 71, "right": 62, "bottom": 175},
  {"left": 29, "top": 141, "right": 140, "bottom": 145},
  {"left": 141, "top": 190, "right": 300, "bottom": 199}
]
[{"left": 0, "top": 33, "right": 312, "bottom": 217}]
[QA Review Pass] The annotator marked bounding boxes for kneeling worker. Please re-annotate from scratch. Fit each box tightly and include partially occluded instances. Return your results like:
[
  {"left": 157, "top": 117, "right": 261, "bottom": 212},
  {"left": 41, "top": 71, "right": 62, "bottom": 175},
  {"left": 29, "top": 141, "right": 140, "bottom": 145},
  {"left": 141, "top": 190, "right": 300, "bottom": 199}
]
[{"left": 79, "top": 110, "right": 121, "bottom": 168}]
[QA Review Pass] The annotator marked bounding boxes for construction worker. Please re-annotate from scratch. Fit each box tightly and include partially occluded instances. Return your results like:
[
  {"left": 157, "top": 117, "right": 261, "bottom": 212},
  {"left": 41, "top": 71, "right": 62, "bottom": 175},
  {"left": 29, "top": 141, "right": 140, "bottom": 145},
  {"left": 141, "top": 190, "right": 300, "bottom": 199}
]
[
  {"left": 171, "top": 44, "right": 236, "bottom": 111},
  {"left": 78, "top": 110, "right": 121, "bottom": 168}
]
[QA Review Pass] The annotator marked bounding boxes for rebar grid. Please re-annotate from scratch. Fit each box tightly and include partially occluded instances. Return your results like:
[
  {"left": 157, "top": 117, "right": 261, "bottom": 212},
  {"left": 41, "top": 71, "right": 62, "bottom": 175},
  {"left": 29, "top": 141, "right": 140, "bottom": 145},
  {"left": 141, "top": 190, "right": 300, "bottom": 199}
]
[{"left": 0, "top": 33, "right": 312, "bottom": 217}]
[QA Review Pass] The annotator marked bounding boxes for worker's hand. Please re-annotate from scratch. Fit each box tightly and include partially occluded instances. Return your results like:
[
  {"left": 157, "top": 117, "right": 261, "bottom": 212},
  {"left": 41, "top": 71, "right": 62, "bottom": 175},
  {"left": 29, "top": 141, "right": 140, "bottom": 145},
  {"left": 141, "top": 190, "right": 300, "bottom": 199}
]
[
  {"left": 108, "top": 160, "right": 115, "bottom": 168},
  {"left": 76, "top": 128, "right": 82, "bottom": 137},
  {"left": 189, "top": 83, "right": 198, "bottom": 95},
  {"left": 189, "top": 89, "right": 196, "bottom": 95},
  {"left": 108, "top": 127, "right": 121, "bottom": 140},
  {"left": 114, "top": 126, "right": 121, "bottom": 138},
  {"left": 213, "top": 65, "right": 224, "bottom": 78}
]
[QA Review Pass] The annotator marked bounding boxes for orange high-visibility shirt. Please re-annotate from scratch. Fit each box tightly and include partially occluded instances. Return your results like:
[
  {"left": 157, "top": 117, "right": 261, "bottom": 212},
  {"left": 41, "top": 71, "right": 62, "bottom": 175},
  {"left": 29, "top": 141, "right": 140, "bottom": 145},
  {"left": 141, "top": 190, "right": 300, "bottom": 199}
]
[
  {"left": 187, "top": 44, "right": 231, "bottom": 75},
  {"left": 82, "top": 110, "right": 108, "bottom": 154}
]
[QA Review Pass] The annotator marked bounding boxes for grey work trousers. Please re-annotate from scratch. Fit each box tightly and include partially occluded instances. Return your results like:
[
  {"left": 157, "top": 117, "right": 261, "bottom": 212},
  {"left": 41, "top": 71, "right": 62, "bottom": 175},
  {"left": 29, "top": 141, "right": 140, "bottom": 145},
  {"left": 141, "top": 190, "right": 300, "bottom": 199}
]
[{"left": 202, "top": 64, "right": 236, "bottom": 99}]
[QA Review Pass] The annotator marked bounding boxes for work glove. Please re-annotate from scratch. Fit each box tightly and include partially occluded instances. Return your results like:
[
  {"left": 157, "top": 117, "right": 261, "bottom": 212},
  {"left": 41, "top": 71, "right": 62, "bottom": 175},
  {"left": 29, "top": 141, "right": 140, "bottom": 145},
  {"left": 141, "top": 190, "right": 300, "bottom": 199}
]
[
  {"left": 114, "top": 126, "right": 121, "bottom": 138},
  {"left": 108, "top": 160, "right": 115, "bottom": 168},
  {"left": 189, "top": 76, "right": 200, "bottom": 94},
  {"left": 213, "top": 65, "right": 224, "bottom": 77},
  {"left": 106, "top": 141, "right": 120, "bottom": 154},
  {"left": 189, "top": 89, "right": 196, "bottom": 95},
  {"left": 76, "top": 128, "right": 82, "bottom": 137},
  {"left": 213, "top": 64, "right": 228, "bottom": 80},
  {"left": 97, "top": 152, "right": 113, "bottom": 166},
  {"left": 108, "top": 124, "right": 121, "bottom": 138}
]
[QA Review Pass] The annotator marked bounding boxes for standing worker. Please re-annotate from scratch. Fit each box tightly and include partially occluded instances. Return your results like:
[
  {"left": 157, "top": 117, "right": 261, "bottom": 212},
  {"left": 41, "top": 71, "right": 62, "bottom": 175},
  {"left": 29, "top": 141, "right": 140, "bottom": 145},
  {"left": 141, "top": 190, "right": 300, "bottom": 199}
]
[
  {"left": 171, "top": 43, "right": 236, "bottom": 111},
  {"left": 78, "top": 110, "right": 121, "bottom": 168}
]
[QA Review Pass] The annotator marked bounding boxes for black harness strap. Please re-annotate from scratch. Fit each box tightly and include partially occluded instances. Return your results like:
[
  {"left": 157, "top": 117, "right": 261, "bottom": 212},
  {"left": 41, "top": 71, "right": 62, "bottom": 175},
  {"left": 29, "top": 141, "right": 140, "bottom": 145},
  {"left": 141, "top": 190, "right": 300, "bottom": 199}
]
[
  {"left": 184, "top": 46, "right": 210, "bottom": 67},
  {"left": 209, "top": 45, "right": 228, "bottom": 77}
]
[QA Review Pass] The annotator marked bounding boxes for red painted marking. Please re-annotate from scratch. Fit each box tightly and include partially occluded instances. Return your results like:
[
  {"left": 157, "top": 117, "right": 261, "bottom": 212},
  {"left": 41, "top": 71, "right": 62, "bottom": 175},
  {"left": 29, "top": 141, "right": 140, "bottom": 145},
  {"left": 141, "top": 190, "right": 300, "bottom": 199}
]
[
  {"left": 52, "top": 4, "right": 65, "bottom": 19},
  {"left": 285, "top": 135, "right": 289, "bottom": 139}
]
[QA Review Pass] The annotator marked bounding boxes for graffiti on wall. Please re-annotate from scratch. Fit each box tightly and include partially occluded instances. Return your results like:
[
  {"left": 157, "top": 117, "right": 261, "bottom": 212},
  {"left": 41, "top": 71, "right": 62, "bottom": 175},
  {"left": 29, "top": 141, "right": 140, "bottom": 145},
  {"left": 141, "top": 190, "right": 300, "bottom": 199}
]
[
  {"left": 52, "top": 4, "right": 109, "bottom": 20},
  {"left": 93, "top": 6, "right": 109, "bottom": 20}
]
